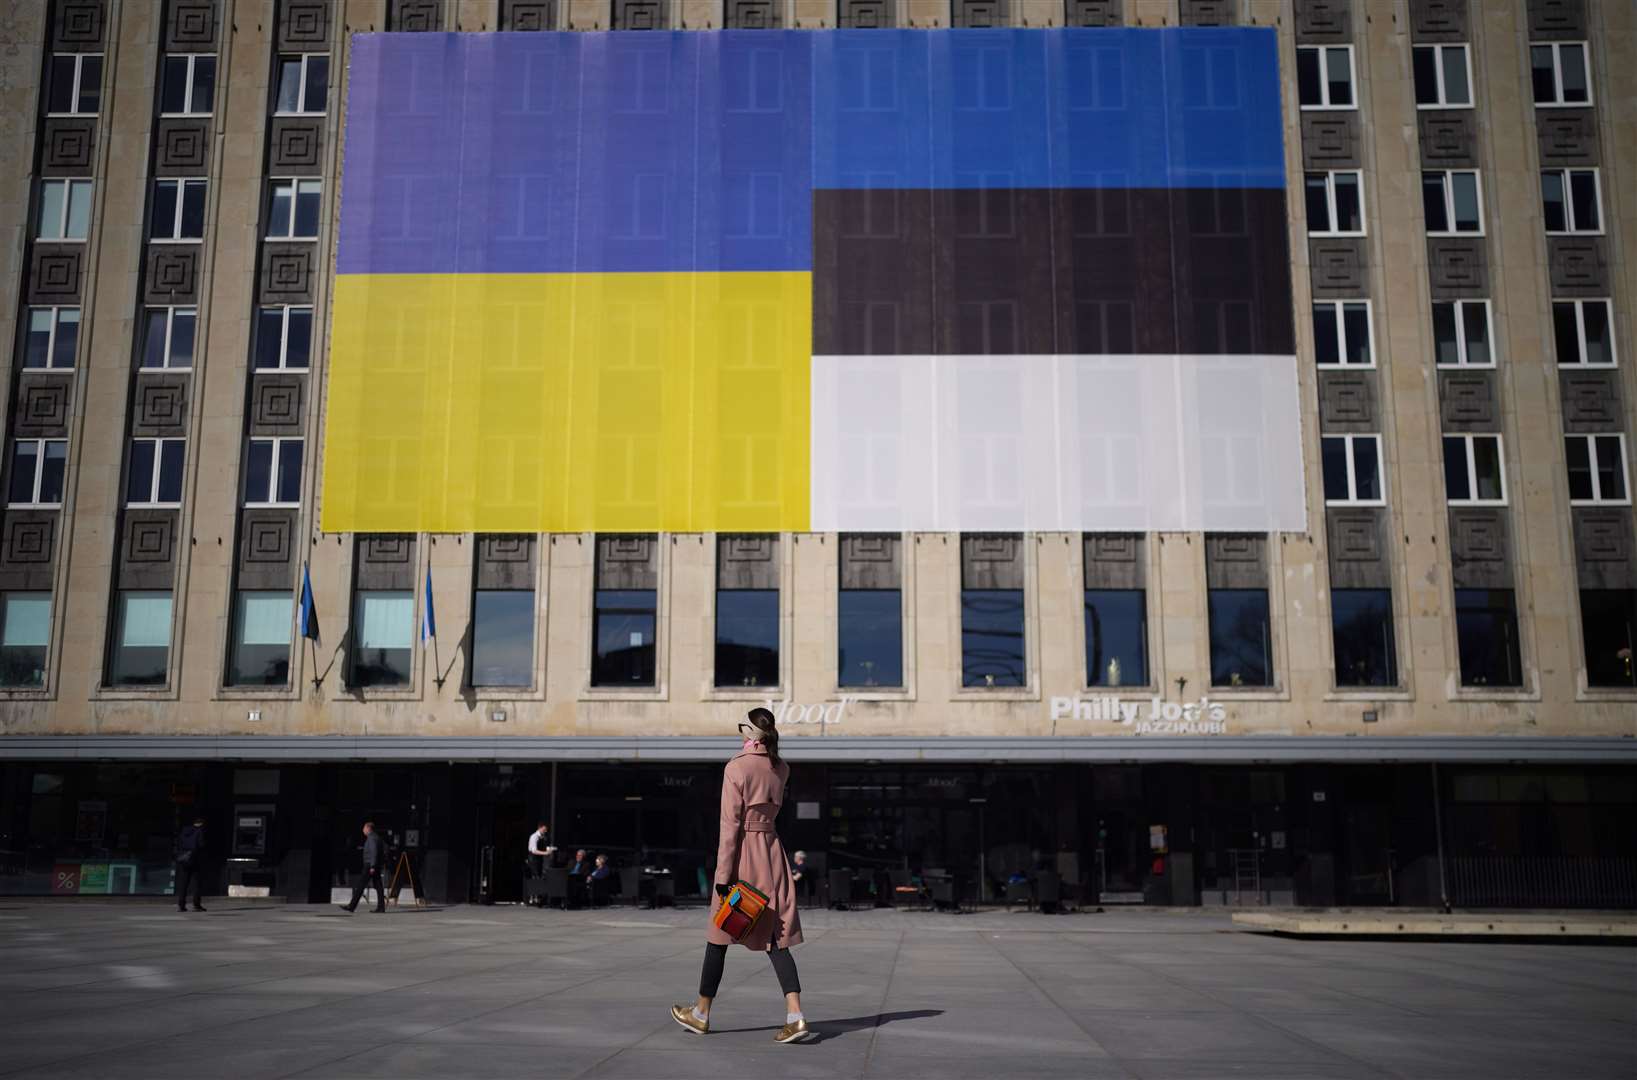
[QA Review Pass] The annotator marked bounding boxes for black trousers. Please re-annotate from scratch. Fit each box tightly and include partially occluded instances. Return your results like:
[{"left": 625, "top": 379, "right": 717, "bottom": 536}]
[
  {"left": 698, "top": 942, "right": 800, "bottom": 998},
  {"left": 348, "top": 866, "right": 386, "bottom": 911},
  {"left": 175, "top": 861, "right": 202, "bottom": 909}
]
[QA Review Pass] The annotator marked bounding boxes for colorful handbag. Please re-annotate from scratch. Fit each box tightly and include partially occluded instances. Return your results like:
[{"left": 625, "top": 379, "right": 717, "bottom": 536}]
[{"left": 712, "top": 880, "right": 770, "bottom": 943}]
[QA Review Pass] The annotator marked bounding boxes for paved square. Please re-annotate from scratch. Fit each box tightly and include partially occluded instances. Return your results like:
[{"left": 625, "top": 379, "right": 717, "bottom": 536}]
[{"left": 0, "top": 903, "right": 1631, "bottom": 1078}]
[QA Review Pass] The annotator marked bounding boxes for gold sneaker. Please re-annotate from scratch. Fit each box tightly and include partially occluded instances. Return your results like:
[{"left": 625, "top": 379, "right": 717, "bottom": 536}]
[
  {"left": 774, "top": 1018, "right": 812, "bottom": 1044},
  {"left": 670, "top": 1005, "right": 708, "bottom": 1036}
]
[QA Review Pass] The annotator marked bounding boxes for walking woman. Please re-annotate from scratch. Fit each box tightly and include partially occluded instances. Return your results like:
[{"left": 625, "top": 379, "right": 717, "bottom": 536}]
[{"left": 672, "top": 707, "right": 809, "bottom": 1044}]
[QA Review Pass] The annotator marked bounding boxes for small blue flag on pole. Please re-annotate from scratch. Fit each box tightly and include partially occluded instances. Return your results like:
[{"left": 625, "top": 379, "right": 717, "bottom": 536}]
[
  {"left": 421, "top": 565, "right": 436, "bottom": 646},
  {"left": 299, "top": 562, "right": 319, "bottom": 642}
]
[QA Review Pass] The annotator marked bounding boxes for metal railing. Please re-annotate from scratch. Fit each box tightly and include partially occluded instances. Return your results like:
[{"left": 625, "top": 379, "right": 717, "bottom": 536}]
[{"left": 1448, "top": 856, "right": 1637, "bottom": 909}]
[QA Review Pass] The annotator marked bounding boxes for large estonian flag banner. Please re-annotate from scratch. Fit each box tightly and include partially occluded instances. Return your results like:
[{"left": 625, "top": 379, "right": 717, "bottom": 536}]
[{"left": 324, "top": 28, "right": 1302, "bottom": 535}]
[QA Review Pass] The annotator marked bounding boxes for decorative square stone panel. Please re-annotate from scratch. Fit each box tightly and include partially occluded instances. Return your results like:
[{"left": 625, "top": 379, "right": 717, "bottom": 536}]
[
  {"left": 1559, "top": 371, "right": 1623, "bottom": 431},
  {"left": 1083, "top": 533, "right": 1144, "bottom": 590},
  {"left": 279, "top": 0, "right": 330, "bottom": 48},
  {"left": 28, "top": 247, "right": 84, "bottom": 304},
  {"left": 1549, "top": 238, "right": 1608, "bottom": 296},
  {"left": 1418, "top": 112, "right": 1477, "bottom": 166},
  {"left": 1179, "top": 0, "right": 1234, "bottom": 26},
  {"left": 953, "top": 0, "right": 1009, "bottom": 28},
  {"left": 145, "top": 247, "right": 200, "bottom": 304},
  {"left": 2, "top": 514, "right": 56, "bottom": 565},
  {"left": 53, "top": 0, "right": 107, "bottom": 47},
  {"left": 1449, "top": 510, "right": 1507, "bottom": 565},
  {"left": 15, "top": 378, "right": 73, "bottom": 437},
  {"left": 1319, "top": 373, "right": 1375, "bottom": 428},
  {"left": 166, "top": 0, "right": 219, "bottom": 49},
  {"left": 1309, "top": 239, "right": 1367, "bottom": 296},
  {"left": 390, "top": 0, "right": 442, "bottom": 31},
  {"left": 1409, "top": 0, "right": 1467, "bottom": 41},
  {"left": 1302, "top": 114, "right": 1359, "bottom": 168},
  {"left": 840, "top": 533, "right": 902, "bottom": 590},
  {"left": 1205, "top": 533, "right": 1267, "bottom": 589},
  {"left": 477, "top": 534, "right": 537, "bottom": 590},
  {"left": 593, "top": 534, "right": 652, "bottom": 590},
  {"left": 238, "top": 510, "right": 298, "bottom": 589},
  {"left": 1295, "top": 0, "right": 1351, "bottom": 41},
  {"left": 1527, "top": 0, "right": 1585, "bottom": 39},
  {"left": 612, "top": 0, "right": 670, "bottom": 30},
  {"left": 1439, "top": 371, "right": 1497, "bottom": 429},
  {"left": 269, "top": 117, "right": 323, "bottom": 175},
  {"left": 134, "top": 376, "right": 191, "bottom": 434},
  {"left": 838, "top": 0, "right": 895, "bottom": 28},
  {"left": 1329, "top": 511, "right": 1381, "bottom": 562},
  {"left": 1065, "top": 0, "right": 1122, "bottom": 26},
  {"left": 250, "top": 376, "right": 306, "bottom": 432},
  {"left": 1427, "top": 238, "right": 1487, "bottom": 297},
  {"left": 244, "top": 515, "right": 293, "bottom": 563},
  {"left": 718, "top": 534, "right": 779, "bottom": 588},
  {"left": 1573, "top": 510, "right": 1633, "bottom": 566},
  {"left": 725, "top": 0, "right": 781, "bottom": 28},
  {"left": 1536, "top": 111, "right": 1599, "bottom": 166},
  {"left": 42, "top": 119, "right": 96, "bottom": 176},
  {"left": 483, "top": 535, "right": 532, "bottom": 562},
  {"left": 155, "top": 119, "right": 210, "bottom": 176},
  {"left": 501, "top": 0, "right": 559, "bottom": 30},
  {"left": 260, "top": 244, "right": 316, "bottom": 304},
  {"left": 124, "top": 514, "right": 176, "bottom": 565},
  {"left": 362, "top": 535, "right": 412, "bottom": 564}
]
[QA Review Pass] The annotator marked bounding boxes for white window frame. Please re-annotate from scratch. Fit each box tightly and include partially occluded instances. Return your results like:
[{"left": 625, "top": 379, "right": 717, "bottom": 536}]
[
  {"left": 1313, "top": 299, "right": 1374, "bottom": 369},
  {"left": 242, "top": 437, "right": 304, "bottom": 508},
  {"left": 1444, "top": 433, "right": 1508, "bottom": 507},
  {"left": 7, "top": 439, "right": 67, "bottom": 508},
  {"left": 1307, "top": 170, "right": 1366, "bottom": 237},
  {"left": 1566, "top": 434, "right": 1631, "bottom": 506},
  {"left": 1297, "top": 44, "right": 1356, "bottom": 111},
  {"left": 1553, "top": 299, "right": 1617, "bottom": 368},
  {"left": 46, "top": 53, "right": 102, "bottom": 116},
  {"left": 274, "top": 53, "right": 329, "bottom": 116},
  {"left": 23, "top": 306, "right": 80, "bottom": 370},
  {"left": 126, "top": 438, "right": 186, "bottom": 508},
  {"left": 1433, "top": 299, "right": 1495, "bottom": 369},
  {"left": 150, "top": 179, "right": 207, "bottom": 242},
  {"left": 1414, "top": 43, "right": 1473, "bottom": 109},
  {"left": 1424, "top": 169, "right": 1485, "bottom": 236},
  {"left": 1542, "top": 168, "right": 1603, "bottom": 236},
  {"left": 266, "top": 178, "right": 322, "bottom": 240},
  {"left": 158, "top": 53, "right": 216, "bottom": 117},
  {"left": 1323, "top": 434, "right": 1386, "bottom": 507},
  {"left": 1531, "top": 41, "right": 1592, "bottom": 107},
  {"left": 37, "top": 179, "right": 92, "bottom": 241},
  {"left": 257, "top": 305, "right": 314, "bottom": 371},
  {"left": 140, "top": 306, "right": 197, "bottom": 371}
]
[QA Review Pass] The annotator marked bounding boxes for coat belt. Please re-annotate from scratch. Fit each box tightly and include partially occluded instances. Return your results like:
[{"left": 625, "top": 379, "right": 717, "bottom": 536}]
[{"left": 742, "top": 820, "right": 775, "bottom": 833}]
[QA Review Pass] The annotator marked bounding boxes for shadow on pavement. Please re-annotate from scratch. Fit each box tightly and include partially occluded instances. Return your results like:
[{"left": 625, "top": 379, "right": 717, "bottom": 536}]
[{"left": 715, "top": 1009, "right": 944, "bottom": 1043}]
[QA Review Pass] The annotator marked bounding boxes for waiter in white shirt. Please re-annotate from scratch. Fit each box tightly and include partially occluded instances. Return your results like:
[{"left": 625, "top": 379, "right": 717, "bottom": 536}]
[{"left": 527, "top": 822, "right": 556, "bottom": 906}]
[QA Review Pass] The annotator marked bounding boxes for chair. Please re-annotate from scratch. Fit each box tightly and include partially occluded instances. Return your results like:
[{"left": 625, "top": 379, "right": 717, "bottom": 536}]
[
  {"left": 589, "top": 874, "right": 613, "bottom": 908},
  {"left": 619, "top": 867, "right": 641, "bottom": 908},
  {"left": 1004, "top": 880, "right": 1033, "bottom": 910},
  {"left": 655, "top": 876, "right": 676, "bottom": 908},
  {"left": 888, "top": 868, "right": 922, "bottom": 909},
  {"left": 927, "top": 874, "right": 957, "bottom": 912},
  {"left": 542, "top": 868, "right": 569, "bottom": 910},
  {"left": 1036, "top": 870, "right": 1061, "bottom": 915},
  {"left": 828, "top": 868, "right": 854, "bottom": 910}
]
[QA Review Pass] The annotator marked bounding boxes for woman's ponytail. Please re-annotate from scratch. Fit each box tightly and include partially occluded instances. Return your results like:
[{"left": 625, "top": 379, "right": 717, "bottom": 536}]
[{"left": 746, "top": 706, "right": 780, "bottom": 767}]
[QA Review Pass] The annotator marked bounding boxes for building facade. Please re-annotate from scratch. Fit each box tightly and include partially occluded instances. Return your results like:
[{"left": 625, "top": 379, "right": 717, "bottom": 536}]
[{"left": 0, "top": 0, "right": 1632, "bottom": 907}]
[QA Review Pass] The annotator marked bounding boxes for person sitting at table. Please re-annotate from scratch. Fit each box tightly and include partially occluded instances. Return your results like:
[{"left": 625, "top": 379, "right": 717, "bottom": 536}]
[
  {"left": 566, "top": 849, "right": 590, "bottom": 877},
  {"left": 589, "top": 853, "right": 611, "bottom": 881}
]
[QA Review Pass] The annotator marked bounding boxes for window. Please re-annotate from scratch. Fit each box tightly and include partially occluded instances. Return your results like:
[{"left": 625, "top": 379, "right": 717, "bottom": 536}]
[
  {"left": 1321, "top": 435, "right": 1384, "bottom": 505},
  {"left": 109, "top": 590, "right": 172, "bottom": 686},
  {"left": 1530, "top": 42, "right": 1591, "bottom": 106},
  {"left": 1565, "top": 435, "right": 1629, "bottom": 505},
  {"left": 1297, "top": 45, "right": 1355, "bottom": 109},
  {"left": 592, "top": 588, "right": 655, "bottom": 687},
  {"left": 1332, "top": 588, "right": 1397, "bottom": 688},
  {"left": 139, "top": 307, "right": 196, "bottom": 369},
  {"left": 1084, "top": 589, "right": 1147, "bottom": 688},
  {"left": 242, "top": 437, "right": 304, "bottom": 507},
  {"left": 0, "top": 592, "right": 51, "bottom": 688},
  {"left": 1433, "top": 300, "right": 1493, "bottom": 367},
  {"left": 716, "top": 588, "right": 778, "bottom": 687},
  {"left": 961, "top": 536, "right": 1026, "bottom": 689},
  {"left": 1422, "top": 170, "right": 1483, "bottom": 234},
  {"left": 126, "top": 439, "right": 185, "bottom": 507},
  {"left": 1208, "top": 588, "right": 1273, "bottom": 688},
  {"left": 1455, "top": 588, "right": 1522, "bottom": 688},
  {"left": 1412, "top": 44, "right": 1472, "bottom": 107},
  {"left": 150, "top": 179, "right": 207, "bottom": 240},
  {"left": 1553, "top": 300, "right": 1615, "bottom": 367},
  {"left": 351, "top": 590, "right": 413, "bottom": 687},
  {"left": 1304, "top": 170, "right": 1364, "bottom": 235},
  {"left": 839, "top": 590, "right": 902, "bottom": 689},
  {"left": 7, "top": 440, "right": 67, "bottom": 508},
  {"left": 22, "top": 307, "right": 79, "bottom": 369},
  {"left": 1443, "top": 434, "right": 1506, "bottom": 505},
  {"left": 1541, "top": 169, "right": 1601, "bottom": 234},
  {"left": 227, "top": 591, "right": 292, "bottom": 686},
  {"left": 46, "top": 53, "right": 102, "bottom": 114},
  {"left": 159, "top": 53, "right": 216, "bottom": 115},
  {"left": 255, "top": 306, "right": 314, "bottom": 370},
  {"left": 1580, "top": 589, "right": 1635, "bottom": 689},
  {"left": 275, "top": 54, "right": 329, "bottom": 115},
  {"left": 472, "top": 590, "right": 535, "bottom": 688},
  {"left": 37, "top": 179, "right": 92, "bottom": 240},
  {"left": 267, "top": 179, "right": 321, "bottom": 239},
  {"left": 1313, "top": 300, "right": 1372, "bottom": 367}
]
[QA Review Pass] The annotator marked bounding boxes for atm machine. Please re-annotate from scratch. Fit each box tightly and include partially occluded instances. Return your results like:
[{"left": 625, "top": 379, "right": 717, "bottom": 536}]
[{"left": 226, "top": 805, "right": 276, "bottom": 897}]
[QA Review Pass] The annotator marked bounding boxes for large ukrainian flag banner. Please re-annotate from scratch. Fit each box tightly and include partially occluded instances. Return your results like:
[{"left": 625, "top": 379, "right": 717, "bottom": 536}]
[{"left": 324, "top": 29, "right": 1303, "bottom": 534}]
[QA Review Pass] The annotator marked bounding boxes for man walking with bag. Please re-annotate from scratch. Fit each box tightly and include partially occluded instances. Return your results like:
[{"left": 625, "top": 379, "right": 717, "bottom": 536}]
[
  {"left": 174, "top": 817, "right": 206, "bottom": 912},
  {"left": 341, "top": 821, "right": 387, "bottom": 913}
]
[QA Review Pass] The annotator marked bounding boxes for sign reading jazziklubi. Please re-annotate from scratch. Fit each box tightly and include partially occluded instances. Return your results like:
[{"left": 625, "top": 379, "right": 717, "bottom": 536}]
[{"left": 325, "top": 29, "right": 1300, "bottom": 535}]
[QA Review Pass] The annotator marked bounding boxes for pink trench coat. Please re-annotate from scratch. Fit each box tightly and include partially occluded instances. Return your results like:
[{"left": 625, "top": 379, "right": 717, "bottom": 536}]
[{"left": 706, "top": 743, "right": 804, "bottom": 951}]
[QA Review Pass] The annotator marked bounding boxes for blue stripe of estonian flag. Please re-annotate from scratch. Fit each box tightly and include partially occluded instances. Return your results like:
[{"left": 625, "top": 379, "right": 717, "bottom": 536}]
[
  {"left": 421, "top": 566, "right": 436, "bottom": 647},
  {"left": 299, "top": 562, "right": 319, "bottom": 643}
]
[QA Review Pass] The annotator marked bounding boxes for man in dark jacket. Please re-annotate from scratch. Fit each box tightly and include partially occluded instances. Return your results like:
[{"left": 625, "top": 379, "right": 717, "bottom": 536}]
[
  {"left": 341, "top": 821, "right": 387, "bottom": 913},
  {"left": 174, "top": 817, "right": 206, "bottom": 912}
]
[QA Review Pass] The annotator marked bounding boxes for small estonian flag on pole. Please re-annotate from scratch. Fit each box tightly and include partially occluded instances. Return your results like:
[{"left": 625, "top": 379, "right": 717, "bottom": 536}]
[
  {"left": 421, "top": 565, "right": 436, "bottom": 647},
  {"left": 299, "top": 562, "right": 319, "bottom": 643}
]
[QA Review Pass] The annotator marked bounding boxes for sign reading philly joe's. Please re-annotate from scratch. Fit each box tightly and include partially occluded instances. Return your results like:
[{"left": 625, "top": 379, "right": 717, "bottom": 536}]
[{"left": 1051, "top": 695, "right": 1229, "bottom": 735}]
